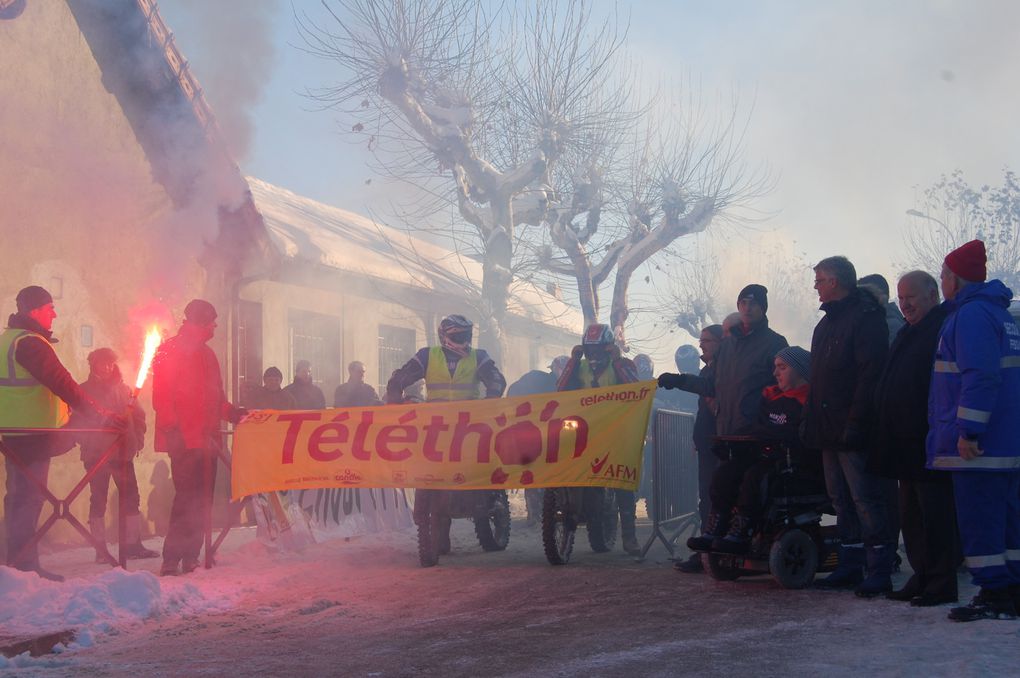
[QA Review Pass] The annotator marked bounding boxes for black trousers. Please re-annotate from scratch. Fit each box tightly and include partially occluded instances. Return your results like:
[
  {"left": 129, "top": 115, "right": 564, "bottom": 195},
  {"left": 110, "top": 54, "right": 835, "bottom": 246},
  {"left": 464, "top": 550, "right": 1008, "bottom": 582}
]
[
  {"left": 163, "top": 445, "right": 218, "bottom": 564},
  {"left": 899, "top": 474, "right": 959, "bottom": 598},
  {"left": 3, "top": 434, "right": 52, "bottom": 569},
  {"left": 694, "top": 438, "right": 720, "bottom": 526},
  {"left": 83, "top": 451, "right": 141, "bottom": 520},
  {"left": 708, "top": 455, "right": 760, "bottom": 517}
]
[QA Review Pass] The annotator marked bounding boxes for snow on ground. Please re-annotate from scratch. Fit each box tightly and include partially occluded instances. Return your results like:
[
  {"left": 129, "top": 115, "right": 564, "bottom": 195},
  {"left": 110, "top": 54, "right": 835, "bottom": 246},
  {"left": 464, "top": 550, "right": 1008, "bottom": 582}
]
[{"left": 3, "top": 508, "right": 1020, "bottom": 677}]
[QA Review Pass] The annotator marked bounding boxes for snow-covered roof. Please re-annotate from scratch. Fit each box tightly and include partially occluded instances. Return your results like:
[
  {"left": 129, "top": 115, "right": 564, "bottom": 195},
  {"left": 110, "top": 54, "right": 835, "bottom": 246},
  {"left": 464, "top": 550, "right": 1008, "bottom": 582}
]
[{"left": 247, "top": 178, "right": 582, "bottom": 334}]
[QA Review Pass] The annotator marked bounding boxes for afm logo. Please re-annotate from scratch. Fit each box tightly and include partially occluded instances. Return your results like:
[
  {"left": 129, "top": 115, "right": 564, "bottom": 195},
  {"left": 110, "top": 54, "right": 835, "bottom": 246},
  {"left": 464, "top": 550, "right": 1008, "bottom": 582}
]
[
  {"left": 333, "top": 469, "right": 363, "bottom": 484},
  {"left": 600, "top": 464, "right": 637, "bottom": 481}
]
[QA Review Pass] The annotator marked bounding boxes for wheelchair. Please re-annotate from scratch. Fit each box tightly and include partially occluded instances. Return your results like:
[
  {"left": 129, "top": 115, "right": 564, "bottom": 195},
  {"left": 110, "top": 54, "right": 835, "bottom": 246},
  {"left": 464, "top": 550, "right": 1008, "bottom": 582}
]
[{"left": 695, "top": 436, "right": 839, "bottom": 589}]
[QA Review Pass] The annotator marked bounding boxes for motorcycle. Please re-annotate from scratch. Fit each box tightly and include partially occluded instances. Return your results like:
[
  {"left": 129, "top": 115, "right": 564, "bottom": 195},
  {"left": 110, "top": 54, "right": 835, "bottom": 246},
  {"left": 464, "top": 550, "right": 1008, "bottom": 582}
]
[
  {"left": 541, "top": 486, "right": 618, "bottom": 565},
  {"left": 414, "top": 488, "right": 511, "bottom": 567}
]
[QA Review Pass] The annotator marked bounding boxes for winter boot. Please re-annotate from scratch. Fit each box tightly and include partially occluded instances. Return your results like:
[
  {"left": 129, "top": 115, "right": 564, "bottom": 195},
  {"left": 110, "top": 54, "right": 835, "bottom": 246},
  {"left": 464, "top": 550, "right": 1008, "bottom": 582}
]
[
  {"left": 712, "top": 513, "right": 753, "bottom": 554},
  {"left": 855, "top": 544, "right": 894, "bottom": 598},
  {"left": 886, "top": 575, "right": 922, "bottom": 602},
  {"left": 673, "top": 553, "right": 704, "bottom": 573},
  {"left": 687, "top": 511, "right": 728, "bottom": 552},
  {"left": 89, "top": 517, "right": 109, "bottom": 564},
  {"left": 815, "top": 543, "right": 865, "bottom": 589},
  {"left": 122, "top": 514, "right": 160, "bottom": 560},
  {"left": 948, "top": 588, "right": 1018, "bottom": 622}
]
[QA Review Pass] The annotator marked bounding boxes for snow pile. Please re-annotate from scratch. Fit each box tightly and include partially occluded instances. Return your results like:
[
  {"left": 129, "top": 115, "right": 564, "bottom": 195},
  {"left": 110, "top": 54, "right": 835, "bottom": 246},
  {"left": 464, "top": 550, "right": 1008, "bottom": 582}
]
[{"left": 0, "top": 565, "right": 241, "bottom": 668}]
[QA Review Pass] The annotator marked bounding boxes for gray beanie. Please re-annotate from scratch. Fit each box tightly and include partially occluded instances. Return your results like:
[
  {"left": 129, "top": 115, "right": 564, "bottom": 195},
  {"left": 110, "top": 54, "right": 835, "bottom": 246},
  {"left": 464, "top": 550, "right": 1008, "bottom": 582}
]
[{"left": 776, "top": 346, "right": 810, "bottom": 381}]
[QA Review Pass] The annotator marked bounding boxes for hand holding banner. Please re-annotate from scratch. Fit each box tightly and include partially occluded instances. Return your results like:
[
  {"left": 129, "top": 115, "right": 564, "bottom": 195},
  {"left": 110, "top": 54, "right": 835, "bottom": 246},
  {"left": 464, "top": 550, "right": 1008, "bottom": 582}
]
[{"left": 231, "top": 380, "right": 656, "bottom": 499}]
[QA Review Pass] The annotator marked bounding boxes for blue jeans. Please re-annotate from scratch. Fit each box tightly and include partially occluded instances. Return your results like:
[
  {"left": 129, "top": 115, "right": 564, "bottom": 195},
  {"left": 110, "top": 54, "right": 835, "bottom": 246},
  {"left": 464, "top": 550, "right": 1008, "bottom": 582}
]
[{"left": 822, "top": 449, "right": 890, "bottom": 547}]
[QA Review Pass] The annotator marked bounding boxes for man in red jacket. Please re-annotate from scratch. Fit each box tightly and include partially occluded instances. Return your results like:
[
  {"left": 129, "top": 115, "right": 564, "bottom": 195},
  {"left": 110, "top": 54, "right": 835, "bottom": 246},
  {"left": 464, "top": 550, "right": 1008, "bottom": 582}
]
[{"left": 152, "top": 299, "right": 244, "bottom": 576}]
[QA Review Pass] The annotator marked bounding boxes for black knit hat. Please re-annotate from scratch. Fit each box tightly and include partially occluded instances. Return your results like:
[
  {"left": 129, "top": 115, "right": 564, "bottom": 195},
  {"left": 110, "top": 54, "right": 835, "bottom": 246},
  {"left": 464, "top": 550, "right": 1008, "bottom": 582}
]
[
  {"left": 738, "top": 284, "right": 768, "bottom": 314},
  {"left": 16, "top": 286, "right": 54, "bottom": 313},
  {"left": 184, "top": 299, "right": 218, "bottom": 325}
]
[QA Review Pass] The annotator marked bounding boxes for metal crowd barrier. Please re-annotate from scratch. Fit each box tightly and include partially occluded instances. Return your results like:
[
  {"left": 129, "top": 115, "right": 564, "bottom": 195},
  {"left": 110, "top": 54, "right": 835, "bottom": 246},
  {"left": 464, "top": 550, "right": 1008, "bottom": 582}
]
[
  {"left": 639, "top": 409, "right": 698, "bottom": 558},
  {"left": 207, "top": 428, "right": 249, "bottom": 568},
  {"left": 0, "top": 427, "right": 129, "bottom": 570}
]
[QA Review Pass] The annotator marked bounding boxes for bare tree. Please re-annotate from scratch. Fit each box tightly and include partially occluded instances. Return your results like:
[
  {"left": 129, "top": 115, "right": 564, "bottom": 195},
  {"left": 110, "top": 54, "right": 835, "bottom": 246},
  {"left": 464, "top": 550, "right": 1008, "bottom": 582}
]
[
  {"left": 903, "top": 168, "right": 1020, "bottom": 292},
  {"left": 532, "top": 86, "right": 770, "bottom": 347},
  {"left": 300, "top": 0, "right": 628, "bottom": 360},
  {"left": 658, "top": 231, "right": 819, "bottom": 346}
]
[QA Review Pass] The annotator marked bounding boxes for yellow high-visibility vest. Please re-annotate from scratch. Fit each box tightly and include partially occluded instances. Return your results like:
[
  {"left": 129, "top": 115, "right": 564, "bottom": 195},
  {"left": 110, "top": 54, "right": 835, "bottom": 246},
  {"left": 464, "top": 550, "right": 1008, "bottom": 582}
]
[
  {"left": 0, "top": 329, "right": 70, "bottom": 429},
  {"left": 424, "top": 346, "right": 479, "bottom": 402},
  {"left": 577, "top": 359, "right": 617, "bottom": 388}
]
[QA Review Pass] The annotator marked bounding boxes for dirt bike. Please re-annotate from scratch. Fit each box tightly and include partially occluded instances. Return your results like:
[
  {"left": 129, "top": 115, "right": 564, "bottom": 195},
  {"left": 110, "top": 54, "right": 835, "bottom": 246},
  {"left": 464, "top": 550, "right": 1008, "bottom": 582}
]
[
  {"left": 541, "top": 487, "right": 619, "bottom": 565},
  {"left": 414, "top": 488, "right": 511, "bottom": 567}
]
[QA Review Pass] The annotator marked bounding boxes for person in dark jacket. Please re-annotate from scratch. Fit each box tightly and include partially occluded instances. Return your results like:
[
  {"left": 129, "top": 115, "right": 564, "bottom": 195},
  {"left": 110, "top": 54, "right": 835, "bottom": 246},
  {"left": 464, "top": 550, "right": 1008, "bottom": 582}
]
[
  {"left": 872, "top": 271, "right": 957, "bottom": 606},
  {"left": 698, "top": 346, "right": 818, "bottom": 554},
  {"left": 333, "top": 361, "right": 381, "bottom": 408},
  {"left": 508, "top": 355, "right": 568, "bottom": 526},
  {"left": 927, "top": 241, "right": 1020, "bottom": 622},
  {"left": 246, "top": 367, "right": 297, "bottom": 410},
  {"left": 859, "top": 273, "right": 905, "bottom": 345},
  {"left": 0, "top": 286, "right": 111, "bottom": 581},
  {"left": 152, "top": 299, "right": 245, "bottom": 576},
  {"left": 804, "top": 256, "right": 892, "bottom": 596},
  {"left": 283, "top": 360, "right": 326, "bottom": 409},
  {"left": 674, "top": 324, "right": 724, "bottom": 573},
  {"left": 75, "top": 348, "right": 156, "bottom": 562},
  {"left": 659, "top": 285, "right": 788, "bottom": 543}
]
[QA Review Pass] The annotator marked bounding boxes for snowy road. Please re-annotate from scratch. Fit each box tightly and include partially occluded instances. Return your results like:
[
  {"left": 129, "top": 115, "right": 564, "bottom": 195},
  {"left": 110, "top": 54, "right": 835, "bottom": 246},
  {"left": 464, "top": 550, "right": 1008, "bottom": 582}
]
[{"left": 4, "top": 518, "right": 1020, "bottom": 677}]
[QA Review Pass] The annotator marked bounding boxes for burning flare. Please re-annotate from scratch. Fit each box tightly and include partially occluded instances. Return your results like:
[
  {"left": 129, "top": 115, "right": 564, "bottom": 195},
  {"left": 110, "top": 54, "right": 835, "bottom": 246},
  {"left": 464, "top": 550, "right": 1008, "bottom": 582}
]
[{"left": 135, "top": 327, "right": 162, "bottom": 391}]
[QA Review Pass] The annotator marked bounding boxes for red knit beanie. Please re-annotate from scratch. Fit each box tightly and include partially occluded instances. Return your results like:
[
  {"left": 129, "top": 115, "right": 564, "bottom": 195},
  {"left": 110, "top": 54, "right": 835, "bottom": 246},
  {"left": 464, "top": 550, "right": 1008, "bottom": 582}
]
[{"left": 944, "top": 239, "right": 986, "bottom": 282}]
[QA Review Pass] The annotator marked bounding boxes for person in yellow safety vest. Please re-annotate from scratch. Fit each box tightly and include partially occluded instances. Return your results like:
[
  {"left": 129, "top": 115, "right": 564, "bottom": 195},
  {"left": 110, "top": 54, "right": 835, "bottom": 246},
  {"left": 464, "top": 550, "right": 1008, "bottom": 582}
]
[
  {"left": 385, "top": 314, "right": 507, "bottom": 552},
  {"left": 557, "top": 323, "right": 643, "bottom": 555},
  {"left": 0, "top": 286, "right": 116, "bottom": 582}
]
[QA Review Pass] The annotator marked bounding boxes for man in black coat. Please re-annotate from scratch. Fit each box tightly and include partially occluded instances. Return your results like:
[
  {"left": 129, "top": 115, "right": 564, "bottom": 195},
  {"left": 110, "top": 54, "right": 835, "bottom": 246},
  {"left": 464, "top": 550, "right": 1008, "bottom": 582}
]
[
  {"left": 804, "top": 256, "right": 891, "bottom": 595},
  {"left": 873, "top": 271, "right": 958, "bottom": 606},
  {"left": 659, "top": 286, "right": 788, "bottom": 547}
]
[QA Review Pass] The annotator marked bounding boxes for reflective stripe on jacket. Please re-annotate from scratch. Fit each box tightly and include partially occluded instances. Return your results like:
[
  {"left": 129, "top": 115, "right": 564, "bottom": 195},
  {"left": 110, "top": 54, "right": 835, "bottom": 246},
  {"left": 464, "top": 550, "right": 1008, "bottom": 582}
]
[
  {"left": 926, "top": 280, "right": 1020, "bottom": 471},
  {"left": 576, "top": 359, "right": 618, "bottom": 388},
  {"left": 425, "top": 346, "right": 479, "bottom": 401},
  {"left": 0, "top": 329, "right": 70, "bottom": 429}
]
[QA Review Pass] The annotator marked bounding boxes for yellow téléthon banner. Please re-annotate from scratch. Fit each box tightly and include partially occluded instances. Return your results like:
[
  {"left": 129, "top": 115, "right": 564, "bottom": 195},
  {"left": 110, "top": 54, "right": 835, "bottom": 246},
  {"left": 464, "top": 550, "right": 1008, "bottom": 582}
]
[{"left": 231, "top": 380, "right": 656, "bottom": 499}]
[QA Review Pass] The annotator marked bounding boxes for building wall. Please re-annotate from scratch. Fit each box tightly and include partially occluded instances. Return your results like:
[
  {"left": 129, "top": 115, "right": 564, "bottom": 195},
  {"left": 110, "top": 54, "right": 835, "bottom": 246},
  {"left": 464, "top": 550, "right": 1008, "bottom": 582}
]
[
  {"left": 240, "top": 277, "right": 579, "bottom": 400},
  {"left": 0, "top": 1, "right": 209, "bottom": 547}
]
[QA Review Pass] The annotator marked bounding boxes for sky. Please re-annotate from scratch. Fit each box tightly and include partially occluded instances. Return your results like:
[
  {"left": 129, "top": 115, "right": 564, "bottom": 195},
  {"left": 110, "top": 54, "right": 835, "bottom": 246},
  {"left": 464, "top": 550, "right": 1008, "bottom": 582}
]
[{"left": 158, "top": 0, "right": 1020, "bottom": 365}]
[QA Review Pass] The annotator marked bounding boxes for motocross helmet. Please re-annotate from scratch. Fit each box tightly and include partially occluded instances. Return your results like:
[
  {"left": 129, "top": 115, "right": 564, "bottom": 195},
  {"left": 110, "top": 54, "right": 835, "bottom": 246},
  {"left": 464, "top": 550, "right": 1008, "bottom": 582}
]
[
  {"left": 439, "top": 314, "right": 473, "bottom": 356},
  {"left": 582, "top": 323, "right": 615, "bottom": 369},
  {"left": 633, "top": 353, "right": 654, "bottom": 381}
]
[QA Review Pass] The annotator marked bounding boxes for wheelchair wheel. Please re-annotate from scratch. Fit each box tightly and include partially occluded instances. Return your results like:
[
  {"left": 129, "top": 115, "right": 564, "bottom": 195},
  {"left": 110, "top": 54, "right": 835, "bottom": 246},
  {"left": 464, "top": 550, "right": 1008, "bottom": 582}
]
[
  {"left": 704, "top": 553, "right": 740, "bottom": 581},
  {"left": 769, "top": 528, "right": 819, "bottom": 589}
]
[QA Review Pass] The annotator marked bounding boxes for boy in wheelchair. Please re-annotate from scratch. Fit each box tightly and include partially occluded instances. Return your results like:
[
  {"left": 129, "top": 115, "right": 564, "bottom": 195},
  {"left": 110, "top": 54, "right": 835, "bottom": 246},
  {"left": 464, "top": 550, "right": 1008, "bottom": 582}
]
[{"left": 687, "top": 346, "right": 823, "bottom": 555}]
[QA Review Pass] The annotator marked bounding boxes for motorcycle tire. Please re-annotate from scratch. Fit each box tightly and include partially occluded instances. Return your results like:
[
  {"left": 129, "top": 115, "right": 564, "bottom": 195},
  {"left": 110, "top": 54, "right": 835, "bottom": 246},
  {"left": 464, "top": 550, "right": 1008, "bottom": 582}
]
[
  {"left": 542, "top": 488, "right": 575, "bottom": 565},
  {"left": 416, "top": 494, "right": 440, "bottom": 568},
  {"left": 475, "top": 491, "right": 511, "bottom": 552}
]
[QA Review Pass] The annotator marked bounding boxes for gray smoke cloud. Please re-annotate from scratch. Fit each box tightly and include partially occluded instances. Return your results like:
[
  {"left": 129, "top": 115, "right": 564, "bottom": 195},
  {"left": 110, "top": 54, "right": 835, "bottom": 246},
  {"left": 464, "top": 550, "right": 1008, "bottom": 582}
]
[{"left": 161, "top": 0, "right": 281, "bottom": 160}]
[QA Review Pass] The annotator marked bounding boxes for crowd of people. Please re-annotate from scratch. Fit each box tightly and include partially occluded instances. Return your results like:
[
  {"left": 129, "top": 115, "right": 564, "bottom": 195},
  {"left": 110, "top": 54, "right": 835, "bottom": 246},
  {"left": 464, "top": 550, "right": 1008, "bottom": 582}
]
[
  {"left": 2, "top": 238, "right": 1017, "bottom": 626},
  {"left": 658, "top": 239, "right": 1020, "bottom": 623}
]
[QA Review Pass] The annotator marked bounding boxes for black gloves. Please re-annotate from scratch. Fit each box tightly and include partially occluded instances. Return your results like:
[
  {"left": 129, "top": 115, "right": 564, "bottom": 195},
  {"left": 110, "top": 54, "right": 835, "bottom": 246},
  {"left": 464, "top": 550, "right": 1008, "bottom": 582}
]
[
  {"left": 657, "top": 372, "right": 686, "bottom": 390},
  {"left": 228, "top": 406, "right": 250, "bottom": 424}
]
